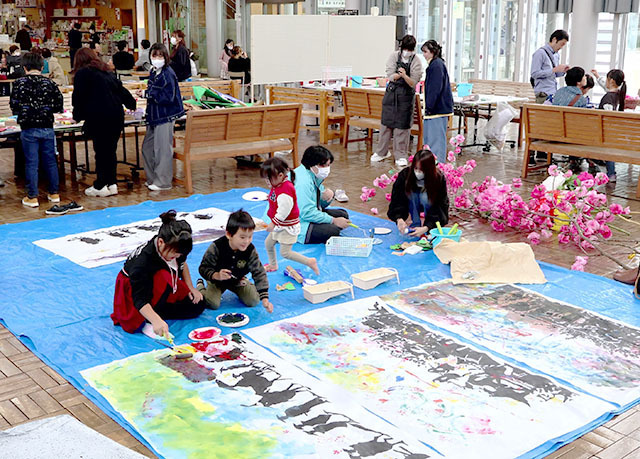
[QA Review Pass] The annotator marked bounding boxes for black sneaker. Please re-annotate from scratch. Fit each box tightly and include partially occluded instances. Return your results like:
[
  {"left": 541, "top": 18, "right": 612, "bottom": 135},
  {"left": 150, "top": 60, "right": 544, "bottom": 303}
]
[
  {"left": 45, "top": 204, "right": 68, "bottom": 216},
  {"left": 196, "top": 278, "right": 205, "bottom": 290},
  {"left": 63, "top": 201, "right": 84, "bottom": 212}
]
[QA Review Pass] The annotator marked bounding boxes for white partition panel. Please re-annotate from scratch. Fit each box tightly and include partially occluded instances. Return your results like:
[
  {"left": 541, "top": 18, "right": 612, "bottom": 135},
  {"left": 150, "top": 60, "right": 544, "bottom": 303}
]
[{"left": 251, "top": 15, "right": 396, "bottom": 85}]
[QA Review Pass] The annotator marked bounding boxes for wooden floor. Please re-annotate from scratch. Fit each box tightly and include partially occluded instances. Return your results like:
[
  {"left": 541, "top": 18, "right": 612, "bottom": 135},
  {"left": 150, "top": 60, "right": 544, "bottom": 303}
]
[{"left": 0, "top": 124, "right": 639, "bottom": 458}]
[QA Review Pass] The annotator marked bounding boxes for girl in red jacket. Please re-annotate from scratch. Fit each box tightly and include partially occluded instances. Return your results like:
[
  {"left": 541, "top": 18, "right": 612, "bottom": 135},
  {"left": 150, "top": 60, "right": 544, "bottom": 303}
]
[
  {"left": 111, "top": 210, "right": 205, "bottom": 337},
  {"left": 261, "top": 158, "right": 320, "bottom": 275}
]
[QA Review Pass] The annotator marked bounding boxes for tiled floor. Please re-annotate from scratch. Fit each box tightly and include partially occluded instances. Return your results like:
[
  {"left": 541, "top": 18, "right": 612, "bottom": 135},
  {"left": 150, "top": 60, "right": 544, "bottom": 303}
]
[{"left": 0, "top": 123, "right": 638, "bottom": 457}]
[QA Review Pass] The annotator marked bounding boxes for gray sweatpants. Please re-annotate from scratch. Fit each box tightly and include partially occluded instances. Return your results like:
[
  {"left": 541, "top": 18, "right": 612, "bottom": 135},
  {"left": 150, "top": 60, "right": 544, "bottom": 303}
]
[
  {"left": 142, "top": 121, "right": 174, "bottom": 188},
  {"left": 375, "top": 125, "right": 410, "bottom": 161}
]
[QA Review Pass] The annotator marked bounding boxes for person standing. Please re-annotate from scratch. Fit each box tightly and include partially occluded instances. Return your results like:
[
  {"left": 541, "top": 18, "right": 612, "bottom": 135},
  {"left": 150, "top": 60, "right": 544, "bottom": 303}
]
[
  {"left": 370, "top": 35, "right": 423, "bottom": 168},
  {"left": 219, "top": 39, "right": 233, "bottom": 79},
  {"left": 169, "top": 30, "right": 191, "bottom": 82},
  {"left": 68, "top": 23, "right": 83, "bottom": 68},
  {"left": 15, "top": 24, "right": 32, "bottom": 52},
  {"left": 530, "top": 30, "right": 570, "bottom": 105},
  {"left": 88, "top": 24, "right": 100, "bottom": 51},
  {"left": 72, "top": 48, "right": 136, "bottom": 197},
  {"left": 141, "top": 43, "right": 184, "bottom": 191},
  {"left": 421, "top": 40, "right": 453, "bottom": 164}
]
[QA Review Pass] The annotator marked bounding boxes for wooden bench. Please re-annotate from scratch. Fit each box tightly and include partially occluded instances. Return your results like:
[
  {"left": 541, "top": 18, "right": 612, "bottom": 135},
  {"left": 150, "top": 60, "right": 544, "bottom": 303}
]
[
  {"left": 266, "top": 86, "right": 345, "bottom": 144},
  {"left": 467, "top": 79, "right": 535, "bottom": 145},
  {"left": 341, "top": 87, "right": 423, "bottom": 150},
  {"left": 178, "top": 80, "right": 240, "bottom": 100},
  {"left": 522, "top": 103, "right": 640, "bottom": 197},
  {"left": 173, "top": 103, "right": 302, "bottom": 194}
]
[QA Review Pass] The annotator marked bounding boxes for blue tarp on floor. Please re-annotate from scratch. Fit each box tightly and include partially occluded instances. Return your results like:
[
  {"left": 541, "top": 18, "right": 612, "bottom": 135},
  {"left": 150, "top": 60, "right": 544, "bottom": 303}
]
[{"left": 0, "top": 188, "right": 637, "bottom": 458}]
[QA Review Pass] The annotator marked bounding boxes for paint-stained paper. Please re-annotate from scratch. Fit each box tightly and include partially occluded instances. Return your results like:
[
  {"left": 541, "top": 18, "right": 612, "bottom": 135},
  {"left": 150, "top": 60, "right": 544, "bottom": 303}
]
[
  {"left": 33, "top": 207, "right": 264, "bottom": 268},
  {"left": 245, "top": 297, "right": 614, "bottom": 459},
  {"left": 382, "top": 281, "right": 640, "bottom": 408},
  {"left": 82, "top": 336, "right": 434, "bottom": 459}
]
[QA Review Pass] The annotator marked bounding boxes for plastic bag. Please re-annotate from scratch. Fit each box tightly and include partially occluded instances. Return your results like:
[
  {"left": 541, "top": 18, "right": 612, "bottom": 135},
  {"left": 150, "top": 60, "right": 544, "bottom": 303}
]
[{"left": 484, "top": 101, "right": 518, "bottom": 150}]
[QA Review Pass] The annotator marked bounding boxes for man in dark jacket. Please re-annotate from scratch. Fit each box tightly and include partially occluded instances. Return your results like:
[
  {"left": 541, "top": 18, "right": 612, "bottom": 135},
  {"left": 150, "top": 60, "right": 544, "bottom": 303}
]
[
  {"left": 68, "top": 23, "right": 82, "bottom": 68},
  {"left": 15, "top": 24, "right": 32, "bottom": 51}
]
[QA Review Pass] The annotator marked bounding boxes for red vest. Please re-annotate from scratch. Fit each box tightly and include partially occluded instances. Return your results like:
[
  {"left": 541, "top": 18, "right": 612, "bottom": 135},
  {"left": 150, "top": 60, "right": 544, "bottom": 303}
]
[{"left": 267, "top": 180, "right": 300, "bottom": 226}]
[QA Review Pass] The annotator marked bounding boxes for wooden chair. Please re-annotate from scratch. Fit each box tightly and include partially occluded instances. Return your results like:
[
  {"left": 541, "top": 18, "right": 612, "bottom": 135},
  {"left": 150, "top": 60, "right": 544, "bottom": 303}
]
[
  {"left": 522, "top": 103, "right": 640, "bottom": 197},
  {"left": 228, "top": 71, "right": 247, "bottom": 102},
  {"left": 267, "top": 86, "right": 345, "bottom": 144},
  {"left": 173, "top": 103, "right": 302, "bottom": 193},
  {"left": 341, "top": 87, "right": 423, "bottom": 150}
]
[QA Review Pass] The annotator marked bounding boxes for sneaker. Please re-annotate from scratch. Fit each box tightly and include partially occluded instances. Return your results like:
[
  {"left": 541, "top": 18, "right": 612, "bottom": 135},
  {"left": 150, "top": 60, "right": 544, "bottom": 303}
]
[
  {"left": 196, "top": 278, "right": 205, "bottom": 290},
  {"left": 148, "top": 183, "right": 172, "bottom": 191},
  {"left": 395, "top": 158, "right": 408, "bottom": 168},
  {"left": 608, "top": 174, "right": 617, "bottom": 183},
  {"left": 45, "top": 204, "right": 68, "bottom": 216},
  {"left": 0, "top": 178, "right": 4, "bottom": 187},
  {"left": 22, "top": 196, "right": 39, "bottom": 207},
  {"left": 85, "top": 185, "right": 111, "bottom": 197},
  {"left": 107, "top": 184, "right": 118, "bottom": 196},
  {"left": 63, "top": 201, "right": 84, "bottom": 212},
  {"left": 47, "top": 193, "right": 60, "bottom": 203},
  {"left": 370, "top": 152, "right": 391, "bottom": 162},
  {"left": 335, "top": 189, "right": 349, "bottom": 202}
]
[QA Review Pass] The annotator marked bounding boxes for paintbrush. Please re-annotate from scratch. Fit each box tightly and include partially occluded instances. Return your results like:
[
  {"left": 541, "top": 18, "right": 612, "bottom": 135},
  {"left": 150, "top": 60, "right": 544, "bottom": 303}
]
[
  {"left": 348, "top": 222, "right": 359, "bottom": 229},
  {"left": 154, "top": 339, "right": 193, "bottom": 359}
]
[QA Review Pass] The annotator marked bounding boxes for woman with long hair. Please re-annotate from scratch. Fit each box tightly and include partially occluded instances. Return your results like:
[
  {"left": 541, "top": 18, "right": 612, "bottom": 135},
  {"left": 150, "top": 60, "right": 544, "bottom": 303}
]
[
  {"left": 219, "top": 39, "right": 234, "bottom": 79},
  {"left": 169, "top": 30, "right": 191, "bottom": 82},
  {"left": 387, "top": 148, "right": 449, "bottom": 237},
  {"left": 228, "top": 45, "right": 251, "bottom": 84},
  {"left": 72, "top": 47, "right": 136, "bottom": 197},
  {"left": 421, "top": 40, "right": 453, "bottom": 164}
]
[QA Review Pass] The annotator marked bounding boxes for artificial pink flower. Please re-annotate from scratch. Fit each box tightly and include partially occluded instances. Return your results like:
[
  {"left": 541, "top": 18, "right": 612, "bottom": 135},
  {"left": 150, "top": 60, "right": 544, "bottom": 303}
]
[
  {"left": 370, "top": 207, "right": 378, "bottom": 215},
  {"left": 527, "top": 232, "right": 541, "bottom": 245},
  {"left": 540, "top": 229, "right": 553, "bottom": 239},
  {"left": 385, "top": 193, "right": 392, "bottom": 202},
  {"left": 491, "top": 221, "right": 506, "bottom": 232},
  {"left": 594, "top": 172, "right": 609, "bottom": 186},
  {"left": 571, "top": 256, "right": 588, "bottom": 271},
  {"left": 599, "top": 225, "right": 612, "bottom": 239},
  {"left": 563, "top": 170, "right": 574, "bottom": 178},
  {"left": 548, "top": 165, "right": 560, "bottom": 177},
  {"left": 511, "top": 178, "right": 522, "bottom": 188},
  {"left": 447, "top": 151, "right": 456, "bottom": 162},
  {"left": 610, "top": 203, "right": 624, "bottom": 215}
]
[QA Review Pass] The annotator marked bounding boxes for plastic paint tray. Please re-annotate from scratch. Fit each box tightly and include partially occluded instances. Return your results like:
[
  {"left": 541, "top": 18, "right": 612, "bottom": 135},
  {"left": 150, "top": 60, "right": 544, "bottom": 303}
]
[
  {"left": 303, "top": 281, "right": 354, "bottom": 304},
  {"left": 429, "top": 228, "right": 462, "bottom": 246},
  {"left": 351, "top": 267, "right": 399, "bottom": 290},
  {"left": 325, "top": 236, "right": 373, "bottom": 258}
]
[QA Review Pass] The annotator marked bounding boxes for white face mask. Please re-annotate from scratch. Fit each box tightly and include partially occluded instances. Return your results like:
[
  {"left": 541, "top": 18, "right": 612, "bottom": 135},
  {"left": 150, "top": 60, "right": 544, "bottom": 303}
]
[
  {"left": 227, "top": 44, "right": 233, "bottom": 49},
  {"left": 151, "top": 58, "right": 165, "bottom": 69},
  {"left": 170, "top": 36, "right": 178, "bottom": 46},
  {"left": 314, "top": 166, "right": 330, "bottom": 181},
  {"left": 12, "top": 51, "right": 20, "bottom": 57},
  {"left": 414, "top": 169, "right": 424, "bottom": 180},
  {"left": 402, "top": 50, "right": 414, "bottom": 59}
]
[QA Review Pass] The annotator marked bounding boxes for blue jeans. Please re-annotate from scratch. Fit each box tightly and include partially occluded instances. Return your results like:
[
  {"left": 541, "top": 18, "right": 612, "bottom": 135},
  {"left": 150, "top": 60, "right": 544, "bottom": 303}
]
[
  {"left": 423, "top": 116, "right": 448, "bottom": 163},
  {"left": 409, "top": 191, "right": 431, "bottom": 228},
  {"left": 20, "top": 128, "right": 58, "bottom": 198},
  {"left": 605, "top": 161, "right": 616, "bottom": 177}
]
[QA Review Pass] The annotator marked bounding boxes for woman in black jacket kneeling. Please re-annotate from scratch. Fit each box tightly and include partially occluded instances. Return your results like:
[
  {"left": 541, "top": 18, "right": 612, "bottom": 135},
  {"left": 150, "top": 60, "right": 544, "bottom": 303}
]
[{"left": 387, "top": 148, "right": 449, "bottom": 238}]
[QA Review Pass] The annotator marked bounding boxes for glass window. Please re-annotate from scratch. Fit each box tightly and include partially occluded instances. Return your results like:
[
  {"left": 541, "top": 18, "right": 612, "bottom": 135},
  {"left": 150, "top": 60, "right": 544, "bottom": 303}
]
[
  {"left": 416, "top": 0, "right": 441, "bottom": 45},
  {"left": 624, "top": 13, "right": 640, "bottom": 98},
  {"left": 485, "top": 0, "right": 518, "bottom": 80},
  {"left": 450, "top": 0, "right": 478, "bottom": 83}
]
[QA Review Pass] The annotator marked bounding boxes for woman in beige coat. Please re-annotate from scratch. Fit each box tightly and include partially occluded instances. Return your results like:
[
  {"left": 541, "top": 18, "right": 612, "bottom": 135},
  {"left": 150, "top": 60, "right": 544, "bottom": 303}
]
[{"left": 42, "top": 49, "right": 67, "bottom": 86}]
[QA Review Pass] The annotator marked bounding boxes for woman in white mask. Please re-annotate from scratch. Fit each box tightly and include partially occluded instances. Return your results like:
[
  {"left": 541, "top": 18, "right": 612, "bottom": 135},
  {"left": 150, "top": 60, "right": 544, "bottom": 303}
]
[
  {"left": 287, "top": 145, "right": 351, "bottom": 244},
  {"left": 140, "top": 43, "right": 184, "bottom": 191},
  {"left": 387, "top": 148, "right": 449, "bottom": 238},
  {"left": 219, "top": 39, "right": 234, "bottom": 79},
  {"left": 370, "top": 34, "right": 423, "bottom": 168},
  {"left": 169, "top": 30, "right": 191, "bottom": 82}
]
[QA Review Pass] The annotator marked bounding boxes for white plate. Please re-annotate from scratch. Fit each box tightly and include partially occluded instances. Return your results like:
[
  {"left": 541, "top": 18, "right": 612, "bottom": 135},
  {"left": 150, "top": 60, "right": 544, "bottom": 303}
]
[
  {"left": 188, "top": 326, "right": 222, "bottom": 342},
  {"left": 216, "top": 313, "right": 250, "bottom": 328},
  {"left": 242, "top": 191, "right": 269, "bottom": 201},
  {"left": 374, "top": 227, "right": 392, "bottom": 235}
]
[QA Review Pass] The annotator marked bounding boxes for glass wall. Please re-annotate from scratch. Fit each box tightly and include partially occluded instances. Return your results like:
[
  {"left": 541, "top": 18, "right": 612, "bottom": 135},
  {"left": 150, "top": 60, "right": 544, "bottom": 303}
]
[
  {"left": 450, "top": 0, "right": 478, "bottom": 83},
  {"left": 625, "top": 13, "right": 640, "bottom": 97},
  {"left": 416, "top": 0, "right": 441, "bottom": 45},
  {"left": 485, "top": 0, "right": 518, "bottom": 80}
]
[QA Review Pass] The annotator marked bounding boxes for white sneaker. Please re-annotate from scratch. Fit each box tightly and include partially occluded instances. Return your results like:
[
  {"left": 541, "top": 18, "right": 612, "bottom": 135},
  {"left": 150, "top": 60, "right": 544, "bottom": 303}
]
[
  {"left": 370, "top": 152, "right": 391, "bottom": 162},
  {"left": 335, "top": 189, "right": 349, "bottom": 202},
  {"left": 107, "top": 184, "right": 118, "bottom": 196},
  {"left": 148, "top": 183, "right": 172, "bottom": 191},
  {"left": 85, "top": 185, "right": 111, "bottom": 197},
  {"left": 395, "top": 158, "right": 408, "bottom": 168}
]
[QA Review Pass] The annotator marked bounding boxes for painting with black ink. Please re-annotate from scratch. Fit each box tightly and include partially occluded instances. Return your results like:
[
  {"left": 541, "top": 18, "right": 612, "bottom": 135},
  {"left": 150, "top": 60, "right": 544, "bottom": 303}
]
[
  {"left": 33, "top": 207, "right": 265, "bottom": 268},
  {"left": 245, "top": 297, "right": 613, "bottom": 458},
  {"left": 82, "top": 334, "right": 433, "bottom": 459},
  {"left": 382, "top": 281, "right": 640, "bottom": 408}
]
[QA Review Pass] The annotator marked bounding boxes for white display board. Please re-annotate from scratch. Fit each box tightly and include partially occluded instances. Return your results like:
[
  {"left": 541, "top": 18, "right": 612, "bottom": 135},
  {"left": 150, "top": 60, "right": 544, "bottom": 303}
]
[{"left": 251, "top": 15, "right": 396, "bottom": 85}]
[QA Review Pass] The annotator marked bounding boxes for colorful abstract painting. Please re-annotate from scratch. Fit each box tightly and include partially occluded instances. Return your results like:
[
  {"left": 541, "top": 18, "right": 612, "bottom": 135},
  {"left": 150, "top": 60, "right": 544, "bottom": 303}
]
[
  {"left": 34, "top": 208, "right": 264, "bottom": 268},
  {"left": 381, "top": 282, "right": 640, "bottom": 408},
  {"left": 81, "top": 335, "right": 433, "bottom": 459},
  {"left": 245, "top": 297, "right": 613, "bottom": 459}
]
